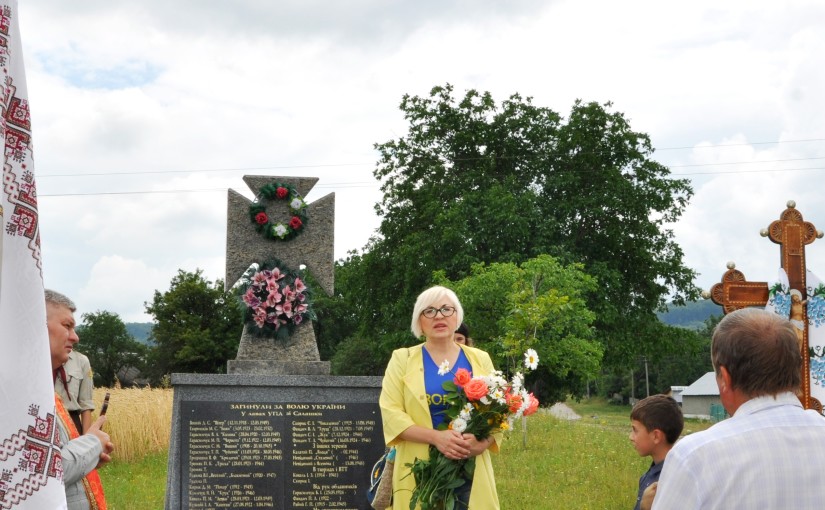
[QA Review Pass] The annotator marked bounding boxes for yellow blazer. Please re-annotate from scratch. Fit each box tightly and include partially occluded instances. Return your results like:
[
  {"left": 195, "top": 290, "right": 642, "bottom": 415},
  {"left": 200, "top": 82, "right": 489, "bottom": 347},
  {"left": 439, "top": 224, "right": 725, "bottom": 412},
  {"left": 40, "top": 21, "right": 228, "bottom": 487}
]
[{"left": 379, "top": 343, "right": 501, "bottom": 510}]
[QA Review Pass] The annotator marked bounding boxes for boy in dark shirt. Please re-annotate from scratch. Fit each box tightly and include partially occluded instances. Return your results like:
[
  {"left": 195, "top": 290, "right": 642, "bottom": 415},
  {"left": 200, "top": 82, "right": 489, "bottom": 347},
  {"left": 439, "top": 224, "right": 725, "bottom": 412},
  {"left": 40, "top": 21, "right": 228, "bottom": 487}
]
[{"left": 629, "top": 395, "right": 683, "bottom": 510}]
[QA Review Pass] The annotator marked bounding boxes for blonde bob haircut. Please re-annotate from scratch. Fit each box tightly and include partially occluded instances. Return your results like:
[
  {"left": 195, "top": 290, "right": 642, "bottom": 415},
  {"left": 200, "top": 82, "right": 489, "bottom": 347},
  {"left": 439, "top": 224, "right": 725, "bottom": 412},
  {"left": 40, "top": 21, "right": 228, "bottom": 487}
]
[{"left": 410, "top": 285, "right": 465, "bottom": 339}]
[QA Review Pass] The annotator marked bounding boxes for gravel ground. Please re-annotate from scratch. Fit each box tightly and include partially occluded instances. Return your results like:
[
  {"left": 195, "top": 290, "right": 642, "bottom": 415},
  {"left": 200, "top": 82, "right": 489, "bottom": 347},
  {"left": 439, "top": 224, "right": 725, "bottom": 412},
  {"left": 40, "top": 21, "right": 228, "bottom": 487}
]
[{"left": 543, "top": 402, "right": 582, "bottom": 420}]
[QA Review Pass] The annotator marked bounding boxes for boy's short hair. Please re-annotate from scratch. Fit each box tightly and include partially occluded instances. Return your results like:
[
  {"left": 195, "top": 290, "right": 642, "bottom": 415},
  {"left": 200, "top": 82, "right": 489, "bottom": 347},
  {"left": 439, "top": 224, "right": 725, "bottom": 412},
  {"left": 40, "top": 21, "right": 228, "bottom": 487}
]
[{"left": 630, "top": 394, "right": 684, "bottom": 444}]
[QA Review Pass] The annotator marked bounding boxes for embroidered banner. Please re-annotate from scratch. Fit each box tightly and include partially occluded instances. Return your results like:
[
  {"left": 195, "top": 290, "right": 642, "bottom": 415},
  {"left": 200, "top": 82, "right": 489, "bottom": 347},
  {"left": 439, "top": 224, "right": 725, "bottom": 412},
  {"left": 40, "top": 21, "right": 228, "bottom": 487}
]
[
  {"left": 767, "top": 268, "right": 825, "bottom": 410},
  {"left": 805, "top": 270, "right": 825, "bottom": 407},
  {"left": 0, "top": 1, "right": 67, "bottom": 508}
]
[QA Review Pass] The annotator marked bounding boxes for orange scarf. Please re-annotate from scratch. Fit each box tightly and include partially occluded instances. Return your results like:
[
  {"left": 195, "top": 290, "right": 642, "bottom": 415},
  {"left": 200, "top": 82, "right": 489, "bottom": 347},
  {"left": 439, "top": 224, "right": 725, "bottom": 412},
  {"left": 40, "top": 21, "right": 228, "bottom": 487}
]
[{"left": 55, "top": 394, "right": 107, "bottom": 510}]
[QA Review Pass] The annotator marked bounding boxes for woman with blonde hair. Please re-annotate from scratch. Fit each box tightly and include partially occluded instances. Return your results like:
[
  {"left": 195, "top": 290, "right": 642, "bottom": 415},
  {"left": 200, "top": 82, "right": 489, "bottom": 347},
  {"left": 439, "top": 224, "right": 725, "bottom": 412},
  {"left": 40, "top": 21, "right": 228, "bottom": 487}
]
[{"left": 379, "top": 285, "right": 501, "bottom": 509}]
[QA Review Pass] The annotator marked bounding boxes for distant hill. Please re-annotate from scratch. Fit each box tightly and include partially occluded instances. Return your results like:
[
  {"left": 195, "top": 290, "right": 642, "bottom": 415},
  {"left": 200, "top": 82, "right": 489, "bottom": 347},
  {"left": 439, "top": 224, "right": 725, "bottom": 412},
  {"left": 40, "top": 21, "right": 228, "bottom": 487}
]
[
  {"left": 121, "top": 304, "right": 717, "bottom": 344},
  {"left": 657, "top": 299, "right": 723, "bottom": 330},
  {"left": 125, "top": 323, "right": 153, "bottom": 344}
]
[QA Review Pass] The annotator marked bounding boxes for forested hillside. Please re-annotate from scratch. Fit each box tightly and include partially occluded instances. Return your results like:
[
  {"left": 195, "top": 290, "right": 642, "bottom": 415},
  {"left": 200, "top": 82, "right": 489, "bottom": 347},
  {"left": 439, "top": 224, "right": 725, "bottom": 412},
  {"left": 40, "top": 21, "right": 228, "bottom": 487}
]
[
  {"left": 125, "top": 323, "right": 153, "bottom": 344},
  {"left": 657, "top": 299, "right": 722, "bottom": 329}
]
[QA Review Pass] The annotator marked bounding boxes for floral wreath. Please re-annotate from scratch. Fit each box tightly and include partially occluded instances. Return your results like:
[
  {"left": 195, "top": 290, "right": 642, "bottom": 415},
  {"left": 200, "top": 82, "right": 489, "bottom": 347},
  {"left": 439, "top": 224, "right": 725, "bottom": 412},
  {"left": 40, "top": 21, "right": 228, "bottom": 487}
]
[
  {"left": 236, "top": 259, "right": 316, "bottom": 339},
  {"left": 249, "top": 182, "right": 309, "bottom": 241}
]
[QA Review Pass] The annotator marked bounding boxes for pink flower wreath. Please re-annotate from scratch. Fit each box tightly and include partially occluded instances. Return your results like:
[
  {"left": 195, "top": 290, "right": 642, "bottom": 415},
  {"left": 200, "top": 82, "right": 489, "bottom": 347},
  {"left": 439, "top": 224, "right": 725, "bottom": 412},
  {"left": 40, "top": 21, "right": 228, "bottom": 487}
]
[{"left": 237, "top": 260, "right": 315, "bottom": 338}]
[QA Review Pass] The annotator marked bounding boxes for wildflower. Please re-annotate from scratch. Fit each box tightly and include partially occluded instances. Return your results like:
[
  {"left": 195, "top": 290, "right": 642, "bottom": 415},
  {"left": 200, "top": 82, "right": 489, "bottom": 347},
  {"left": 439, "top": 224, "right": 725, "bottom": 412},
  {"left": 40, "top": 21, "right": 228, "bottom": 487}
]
[
  {"left": 524, "top": 349, "right": 539, "bottom": 370},
  {"left": 450, "top": 417, "right": 467, "bottom": 433}
]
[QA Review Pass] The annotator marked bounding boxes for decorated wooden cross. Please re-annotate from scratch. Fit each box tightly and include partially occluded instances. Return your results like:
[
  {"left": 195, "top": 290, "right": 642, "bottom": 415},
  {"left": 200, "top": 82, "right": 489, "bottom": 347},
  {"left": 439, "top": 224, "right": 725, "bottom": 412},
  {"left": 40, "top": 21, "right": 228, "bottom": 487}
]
[{"left": 707, "top": 201, "right": 825, "bottom": 412}]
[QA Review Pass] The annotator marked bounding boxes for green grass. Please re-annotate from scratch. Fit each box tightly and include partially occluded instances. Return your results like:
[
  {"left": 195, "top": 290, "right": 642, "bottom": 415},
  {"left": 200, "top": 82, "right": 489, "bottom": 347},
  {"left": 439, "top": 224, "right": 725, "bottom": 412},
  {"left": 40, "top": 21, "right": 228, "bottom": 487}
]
[
  {"left": 96, "top": 398, "right": 711, "bottom": 510},
  {"left": 494, "top": 407, "right": 644, "bottom": 509},
  {"left": 99, "top": 450, "right": 167, "bottom": 510}
]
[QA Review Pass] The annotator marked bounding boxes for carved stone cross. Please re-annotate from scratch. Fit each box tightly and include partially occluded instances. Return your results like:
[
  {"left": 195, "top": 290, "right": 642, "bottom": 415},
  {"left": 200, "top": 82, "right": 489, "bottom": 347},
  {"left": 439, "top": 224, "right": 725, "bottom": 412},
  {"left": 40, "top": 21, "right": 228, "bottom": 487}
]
[
  {"left": 708, "top": 201, "right": 824, "bottom": 412},
  {"left": 224, "top": 175, "right": 335, "bottom": 375}
]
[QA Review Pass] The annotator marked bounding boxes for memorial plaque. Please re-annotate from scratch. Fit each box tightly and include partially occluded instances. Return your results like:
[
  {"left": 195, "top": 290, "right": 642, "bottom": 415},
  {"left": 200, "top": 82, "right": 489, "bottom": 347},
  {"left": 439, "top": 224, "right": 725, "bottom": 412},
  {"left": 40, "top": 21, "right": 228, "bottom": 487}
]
[
  {"left": 181, "top": 401, "right": 382, "bottom": 509},
  {"left": 166, "top": 374, "right": 385, "bottom": 510}
]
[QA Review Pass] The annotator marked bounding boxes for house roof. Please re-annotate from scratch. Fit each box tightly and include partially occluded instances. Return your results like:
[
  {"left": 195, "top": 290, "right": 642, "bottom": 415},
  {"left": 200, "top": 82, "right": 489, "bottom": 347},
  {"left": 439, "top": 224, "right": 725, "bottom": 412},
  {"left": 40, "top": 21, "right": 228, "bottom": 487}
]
[{"left": 681, "top": 371, "right": 719, "bottom": 396}]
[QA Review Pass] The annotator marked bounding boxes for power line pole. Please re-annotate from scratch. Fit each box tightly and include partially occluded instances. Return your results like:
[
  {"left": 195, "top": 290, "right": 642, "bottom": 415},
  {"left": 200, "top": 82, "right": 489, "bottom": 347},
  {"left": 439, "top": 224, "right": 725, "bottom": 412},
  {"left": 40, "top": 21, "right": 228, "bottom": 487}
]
[{"left": 644, "top": 357, "right": 650, "bottom": 397}]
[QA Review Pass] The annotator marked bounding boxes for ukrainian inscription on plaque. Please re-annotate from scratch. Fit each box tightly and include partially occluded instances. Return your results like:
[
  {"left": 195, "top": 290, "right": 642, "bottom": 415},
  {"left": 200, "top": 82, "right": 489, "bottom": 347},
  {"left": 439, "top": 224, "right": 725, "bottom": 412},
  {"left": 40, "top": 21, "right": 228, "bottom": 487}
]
[{"left": 181, "top": 401, "right": 383, "bottom": 509}]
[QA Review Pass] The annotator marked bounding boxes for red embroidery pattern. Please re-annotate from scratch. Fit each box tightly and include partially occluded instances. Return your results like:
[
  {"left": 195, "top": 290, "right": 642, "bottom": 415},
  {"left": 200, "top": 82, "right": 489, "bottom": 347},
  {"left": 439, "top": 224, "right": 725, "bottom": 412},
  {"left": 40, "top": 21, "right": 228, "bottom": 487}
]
[
  {"left": 0, "top": 405, "right": 63, "bottom": 508},
  {"left": 1, "top": 69, "right": 41, "bottom": 270},
  {"left": 0, "top": 6, "right": 9, "bottom": 46}
]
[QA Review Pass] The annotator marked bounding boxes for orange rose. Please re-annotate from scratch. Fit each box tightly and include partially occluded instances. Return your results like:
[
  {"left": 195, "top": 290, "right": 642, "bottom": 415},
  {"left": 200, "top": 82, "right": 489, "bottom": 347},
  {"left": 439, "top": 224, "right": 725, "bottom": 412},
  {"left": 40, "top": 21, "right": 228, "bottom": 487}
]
[
  {"left": 463, "top": 378, "right": 489, "bottom": 401},
  {"left": 506, "top": 392, "right": 524, "bottom": 414},
  {"left": 524, "top": 393, "right": 540, "bottom": 416},
  {"left": 453, "top": 368, "right": 472, "bottom": 387}
]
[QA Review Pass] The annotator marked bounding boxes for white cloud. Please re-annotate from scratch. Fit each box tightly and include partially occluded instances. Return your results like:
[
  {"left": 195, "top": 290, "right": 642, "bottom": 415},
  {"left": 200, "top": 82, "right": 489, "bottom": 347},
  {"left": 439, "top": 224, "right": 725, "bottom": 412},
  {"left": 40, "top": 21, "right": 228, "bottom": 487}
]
[
  {"left": 73, "top": 255, "right": 168, "bottom": 322},
  {"left": 20, "top": 0, "right": 825, "bottom": 321}
]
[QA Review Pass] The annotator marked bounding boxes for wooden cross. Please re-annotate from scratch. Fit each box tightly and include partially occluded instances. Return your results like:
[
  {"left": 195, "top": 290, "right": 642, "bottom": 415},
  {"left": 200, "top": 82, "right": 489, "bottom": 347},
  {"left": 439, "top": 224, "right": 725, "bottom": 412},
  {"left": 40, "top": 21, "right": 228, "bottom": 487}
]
[{"left": 708, "top": 201, "right": 824, "bottom": 412}]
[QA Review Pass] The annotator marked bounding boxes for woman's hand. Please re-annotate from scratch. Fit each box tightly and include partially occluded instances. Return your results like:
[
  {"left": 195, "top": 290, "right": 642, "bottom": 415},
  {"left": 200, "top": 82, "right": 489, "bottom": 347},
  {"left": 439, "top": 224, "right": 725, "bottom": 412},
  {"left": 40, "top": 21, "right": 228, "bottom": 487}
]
[
  {"left": 433, "top": 429, "right": 471, "bottom": 460},
  {"left": 463, "top": 434, "right": 493, "bottom": 457}
]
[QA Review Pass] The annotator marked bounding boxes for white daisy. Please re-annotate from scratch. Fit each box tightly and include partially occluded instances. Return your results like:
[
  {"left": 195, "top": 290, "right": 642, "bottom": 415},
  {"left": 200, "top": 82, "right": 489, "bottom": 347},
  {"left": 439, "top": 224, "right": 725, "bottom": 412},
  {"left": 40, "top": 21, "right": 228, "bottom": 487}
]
[
  {"left": 451, "top": 417, "right": 468, "bottom": 433},
  {"left": 511, "top": 372, "right": 524, "bottom": 393},
  {"left": 492, "top": 388, "right": 506, "bottom": 404},
  {"left": 460, "top": 403, "right": 473, "bottom": 421},
  {"left": 524, "top": 349, "right": 539, "bottom": 370},
  {"left": 438, "top": 360, "right": 451, "bottom": 376}
]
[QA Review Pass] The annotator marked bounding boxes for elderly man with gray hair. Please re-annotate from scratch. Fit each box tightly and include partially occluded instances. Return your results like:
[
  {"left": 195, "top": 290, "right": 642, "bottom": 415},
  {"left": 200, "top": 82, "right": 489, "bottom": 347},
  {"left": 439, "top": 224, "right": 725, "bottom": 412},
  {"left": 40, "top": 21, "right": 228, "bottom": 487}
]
[
  {"left": 652, "top": 308, "right": 825, "bottom": 509},
  {"left": 46, "top": 289, "right": 114, "bottom": 509}
]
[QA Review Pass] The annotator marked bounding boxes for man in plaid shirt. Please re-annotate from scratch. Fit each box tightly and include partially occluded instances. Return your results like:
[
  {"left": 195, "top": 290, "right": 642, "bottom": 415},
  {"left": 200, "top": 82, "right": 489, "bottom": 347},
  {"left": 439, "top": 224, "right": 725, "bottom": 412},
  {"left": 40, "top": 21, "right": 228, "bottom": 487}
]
[{"left": 652, "top": 308, "right": 825, "bottom": 509}]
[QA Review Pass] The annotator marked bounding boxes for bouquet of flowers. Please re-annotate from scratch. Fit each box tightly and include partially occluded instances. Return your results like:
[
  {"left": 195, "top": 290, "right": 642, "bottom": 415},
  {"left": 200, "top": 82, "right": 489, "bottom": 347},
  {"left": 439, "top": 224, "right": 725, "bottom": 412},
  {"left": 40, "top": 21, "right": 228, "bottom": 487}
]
[
  {"left": 236, "top": 260, "right": 315, "bottom": 339},
  {"left": 408, "top": 349, "right": 541, "bottom": 510}
]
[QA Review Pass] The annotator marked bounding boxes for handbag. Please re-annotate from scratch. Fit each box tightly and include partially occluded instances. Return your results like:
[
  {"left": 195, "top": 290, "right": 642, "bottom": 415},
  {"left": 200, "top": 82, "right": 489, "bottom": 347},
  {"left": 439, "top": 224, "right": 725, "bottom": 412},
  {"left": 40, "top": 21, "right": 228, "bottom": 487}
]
[{"left": 367, "top": 446, "right": 395, "bottom": 510}]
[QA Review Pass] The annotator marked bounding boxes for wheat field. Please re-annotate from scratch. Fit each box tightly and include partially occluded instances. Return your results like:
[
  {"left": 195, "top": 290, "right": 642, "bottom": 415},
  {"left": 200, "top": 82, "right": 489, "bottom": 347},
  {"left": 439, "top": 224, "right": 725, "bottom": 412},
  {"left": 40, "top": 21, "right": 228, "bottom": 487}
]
[{"left": 91, "top": 386, "right": 174, "bottom": 463}]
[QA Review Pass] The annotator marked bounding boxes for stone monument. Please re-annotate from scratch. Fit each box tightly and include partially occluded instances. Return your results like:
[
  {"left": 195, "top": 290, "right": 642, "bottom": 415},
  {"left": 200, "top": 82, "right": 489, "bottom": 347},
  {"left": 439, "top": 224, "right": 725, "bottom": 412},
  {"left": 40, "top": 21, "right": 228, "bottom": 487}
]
[
  {"left": 165, "top": 176, "right": 384, "bottom": 510},
  {"left": 225, "top": 175, "right": 334, "bottom": 375}
]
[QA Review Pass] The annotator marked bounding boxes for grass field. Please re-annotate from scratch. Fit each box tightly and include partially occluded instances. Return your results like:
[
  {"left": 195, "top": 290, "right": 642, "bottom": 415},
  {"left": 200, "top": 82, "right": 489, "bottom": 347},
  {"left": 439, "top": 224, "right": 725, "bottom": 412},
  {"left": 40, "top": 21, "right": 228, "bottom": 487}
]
[{"left": 92, "top": 389, "right": 712, "bottom": 509}]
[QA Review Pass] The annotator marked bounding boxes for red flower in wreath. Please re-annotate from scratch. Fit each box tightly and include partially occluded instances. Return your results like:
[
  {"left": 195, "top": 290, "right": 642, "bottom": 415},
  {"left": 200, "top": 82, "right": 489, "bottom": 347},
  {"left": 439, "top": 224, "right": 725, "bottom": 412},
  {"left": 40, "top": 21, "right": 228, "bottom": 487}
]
[
  {"left": 289, "top": 216, "right": 303, "bottom": 229},
  {"left": 255, "top": 212, "right": 269, "bottom": 225},
  {"left": 276, "top": 186, "right": 289, "bottom": 199}
]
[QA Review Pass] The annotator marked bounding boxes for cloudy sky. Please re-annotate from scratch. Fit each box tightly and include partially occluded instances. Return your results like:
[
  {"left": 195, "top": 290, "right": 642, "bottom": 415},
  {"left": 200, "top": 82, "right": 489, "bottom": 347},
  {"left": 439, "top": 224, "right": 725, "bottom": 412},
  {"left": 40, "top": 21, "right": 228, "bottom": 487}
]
[{"left": 19, "top": 0, "right": 825, "bottom": 322}]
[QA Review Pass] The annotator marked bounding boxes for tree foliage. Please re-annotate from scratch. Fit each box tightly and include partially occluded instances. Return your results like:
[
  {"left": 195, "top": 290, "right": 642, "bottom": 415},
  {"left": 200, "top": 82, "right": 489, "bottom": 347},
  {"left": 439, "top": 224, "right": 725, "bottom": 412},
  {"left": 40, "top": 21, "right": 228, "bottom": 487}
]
[
  {"left": 144, "top": 269, "right": 243, "bottom": 382},
  {"left": 318, "top": 84, "right": 699, "bottom": 374},
  {"left": 75, "top": 310, "right": 147, "bottom": 387},
  {"left": 439, "top": 255, "right": 602, "bottom": 403},
  {"left": 600, "top": 313, "right": 717, "bottom": 401}
]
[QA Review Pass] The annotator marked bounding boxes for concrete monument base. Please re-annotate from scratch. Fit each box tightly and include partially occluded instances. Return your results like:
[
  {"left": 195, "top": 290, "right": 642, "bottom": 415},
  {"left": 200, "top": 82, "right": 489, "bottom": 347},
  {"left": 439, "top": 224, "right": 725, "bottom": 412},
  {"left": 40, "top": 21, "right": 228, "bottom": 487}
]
[{"left": 226, "top": 359, "right": 330, "bottom": 375}]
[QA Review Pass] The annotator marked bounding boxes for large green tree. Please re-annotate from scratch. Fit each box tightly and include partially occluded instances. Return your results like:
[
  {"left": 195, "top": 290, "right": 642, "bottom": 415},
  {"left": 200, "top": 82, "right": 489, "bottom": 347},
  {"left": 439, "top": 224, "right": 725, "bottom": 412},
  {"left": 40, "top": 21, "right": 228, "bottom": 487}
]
[
  {"left": 319, "top": 84, "right": 699, "bottom": 373},
  {"left": 144, "top": 269, "right": 243, "bottom": 381},
  {"left": 75, "top": 310, "right": 147, "bottom": 387},
  {"left": 441, "top": 255, "right": 602, "bottom": 403}
]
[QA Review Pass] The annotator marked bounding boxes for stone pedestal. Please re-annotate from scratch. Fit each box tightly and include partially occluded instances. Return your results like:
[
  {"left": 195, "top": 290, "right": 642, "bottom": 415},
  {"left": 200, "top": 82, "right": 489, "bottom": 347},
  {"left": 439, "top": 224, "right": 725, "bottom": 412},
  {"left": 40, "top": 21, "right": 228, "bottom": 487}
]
[
  {"left": 165, "top": 373, "right": 384, "bottom": 510},
  {"left": 227, "top": 322, "right": 330, "bottom": 375}
]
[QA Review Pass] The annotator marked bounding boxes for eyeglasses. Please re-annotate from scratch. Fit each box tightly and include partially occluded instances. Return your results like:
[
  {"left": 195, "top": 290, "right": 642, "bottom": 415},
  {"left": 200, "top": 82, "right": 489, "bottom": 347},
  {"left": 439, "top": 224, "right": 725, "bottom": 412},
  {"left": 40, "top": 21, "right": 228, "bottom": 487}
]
[{"left": 421, "top": 306, "right": 456, "bottom": 319}]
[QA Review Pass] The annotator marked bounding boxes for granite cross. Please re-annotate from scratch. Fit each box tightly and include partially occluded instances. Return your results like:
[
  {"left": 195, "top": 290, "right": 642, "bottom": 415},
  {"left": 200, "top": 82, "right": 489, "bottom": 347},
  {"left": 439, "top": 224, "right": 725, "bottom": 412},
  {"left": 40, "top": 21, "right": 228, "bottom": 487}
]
[
  {"left": 224, "top": 175, "right": 335, "bottom": 375},
  {"left": 707, "top": 201, "right": 824, "bottom": 412}
]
